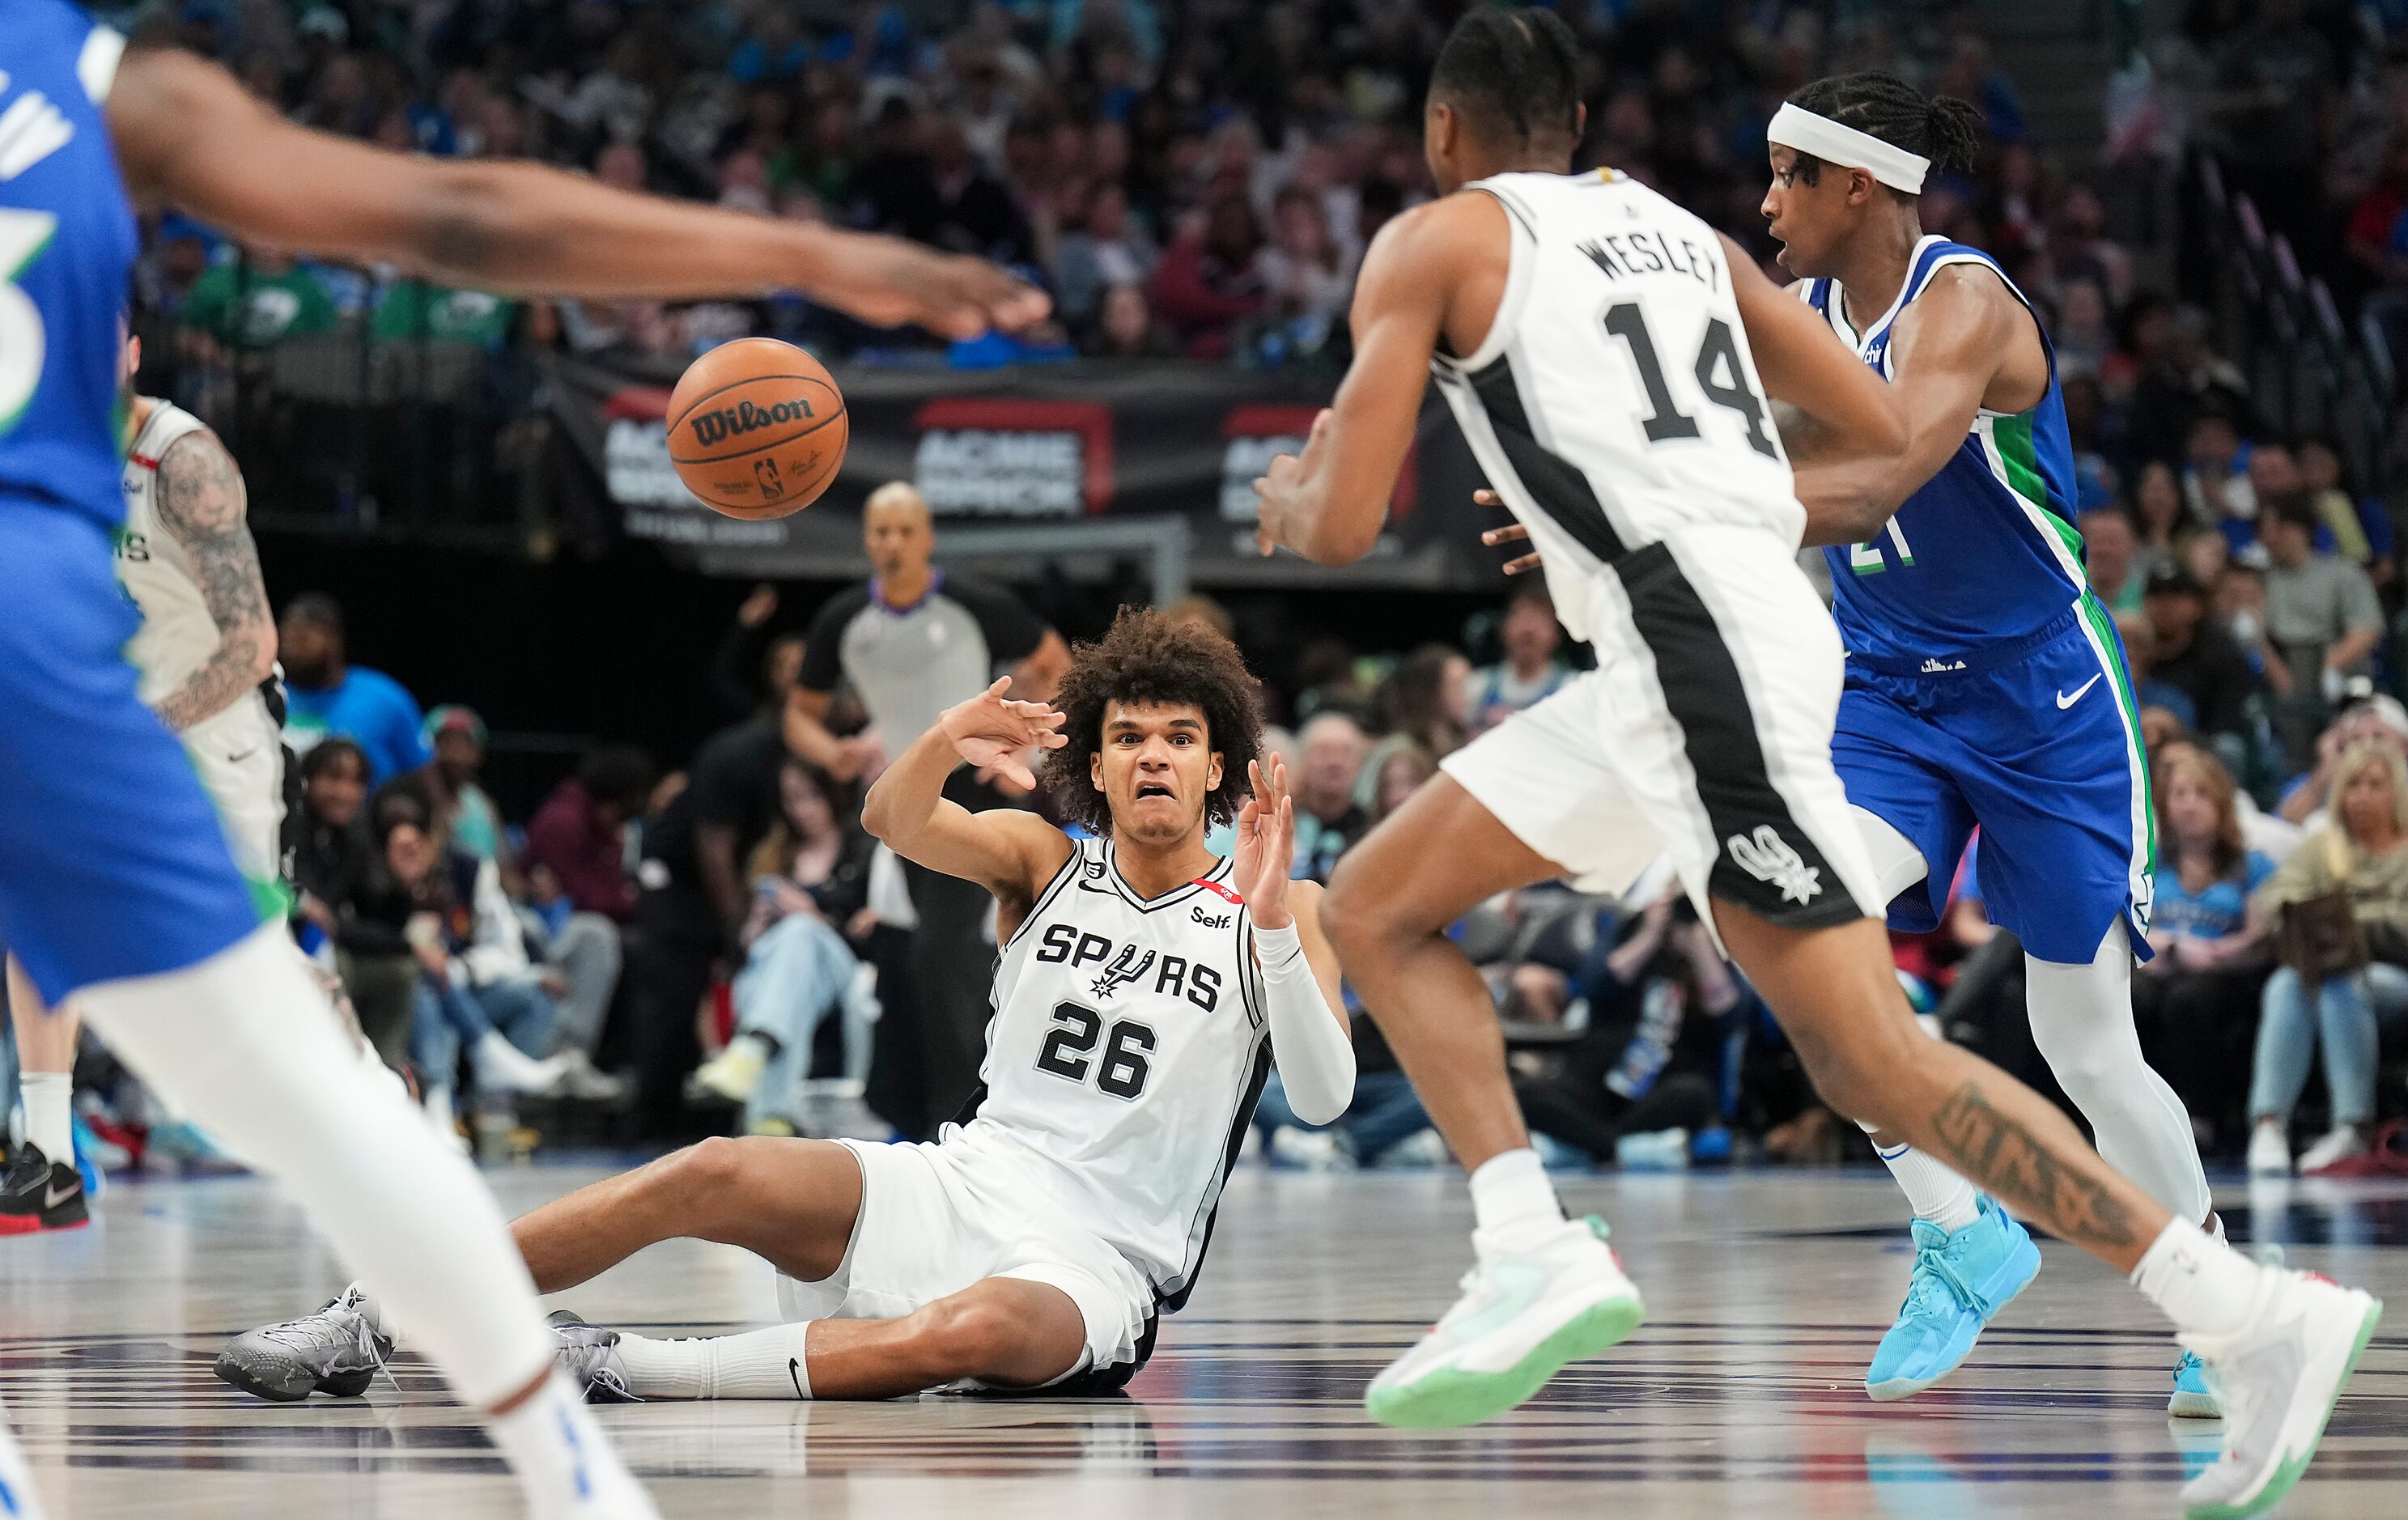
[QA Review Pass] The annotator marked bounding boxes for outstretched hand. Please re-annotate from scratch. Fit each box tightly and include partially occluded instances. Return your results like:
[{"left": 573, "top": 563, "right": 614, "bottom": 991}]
[
  {"left": 1231, "top": 754, "right": 1297, "bottom": 928},
  {"left": 936, "top": 677, "right": 1067, "bottom": 791},
  {"left": 1473, "top": 488, "right": 1543, "bottom": 575}
]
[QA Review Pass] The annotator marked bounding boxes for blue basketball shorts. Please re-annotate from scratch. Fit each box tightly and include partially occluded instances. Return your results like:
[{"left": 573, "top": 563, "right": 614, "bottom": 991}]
[
  {"left": 0, "top": 496, "right": 265, "bottom": 1004},
  {"left": 1831, "top": 599, "right": 2155, "bottom": 966}
]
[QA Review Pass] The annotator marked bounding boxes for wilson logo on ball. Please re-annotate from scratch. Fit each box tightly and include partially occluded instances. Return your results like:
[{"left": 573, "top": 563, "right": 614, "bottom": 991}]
[{"left": 689, "top": 396, "right": 817, "bottom": 448}]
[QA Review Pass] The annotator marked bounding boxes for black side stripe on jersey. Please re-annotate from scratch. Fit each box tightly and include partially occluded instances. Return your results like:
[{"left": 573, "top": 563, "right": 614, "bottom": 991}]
[
  {"left": 1612, "top": 542, "right": 1862, "bottom": 931},
  {"left": 1464, "top": 352, "right": 1629, "bottom": 566},
  {"left": 1161, "top": 1036, "right": 1272, "bottom": 1314}
]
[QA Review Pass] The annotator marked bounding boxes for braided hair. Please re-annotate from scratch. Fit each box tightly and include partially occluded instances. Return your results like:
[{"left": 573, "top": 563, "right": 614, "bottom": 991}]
[
  {"left": 1429, "top": 6, "right": 1584, "bottom": 151},
  {"left": 1785, "top": 71, "right": 1983, "bottom": 193}
]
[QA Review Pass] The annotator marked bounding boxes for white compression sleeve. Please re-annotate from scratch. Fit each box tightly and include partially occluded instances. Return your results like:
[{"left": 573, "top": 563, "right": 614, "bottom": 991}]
[
  {"left": 2026, "top": 927, "right": 2213, "bottom": 1225},
  {"left": 1254, "top": 919, "right": 1354, "bottom": 1124},
  {"left": 74, "top": 925, "right": 554, "bottom": 1408}
]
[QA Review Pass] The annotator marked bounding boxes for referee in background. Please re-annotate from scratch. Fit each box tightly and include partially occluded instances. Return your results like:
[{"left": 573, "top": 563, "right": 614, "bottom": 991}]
[{"left": 786, "top": 482, "right": 1069, "bottom": 1125}]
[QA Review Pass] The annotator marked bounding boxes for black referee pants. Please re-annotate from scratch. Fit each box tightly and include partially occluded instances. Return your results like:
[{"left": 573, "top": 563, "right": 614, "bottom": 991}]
[{"left": 902, "top": 771, "right": 1010, "bottom": 1123}]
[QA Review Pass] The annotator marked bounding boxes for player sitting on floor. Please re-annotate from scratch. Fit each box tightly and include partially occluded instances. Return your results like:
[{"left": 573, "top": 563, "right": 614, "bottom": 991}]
[{"left": 214, "top": 609, "right": 1354, "bottom": 1402}]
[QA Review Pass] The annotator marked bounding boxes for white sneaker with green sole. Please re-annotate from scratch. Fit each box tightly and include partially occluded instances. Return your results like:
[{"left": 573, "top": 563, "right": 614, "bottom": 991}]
[
  {"left": 1365, "top": 1215, "right": 1645, "bottom": 1429},
  {"left": 2179, "top": 1268, "right": 2382, "bottom": 1519}
]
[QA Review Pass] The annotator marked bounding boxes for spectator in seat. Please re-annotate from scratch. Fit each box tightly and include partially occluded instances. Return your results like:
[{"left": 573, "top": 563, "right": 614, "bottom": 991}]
[
  {"left": 293, "top": 737, "right": 415, "bottom": 1064},
  {"left": 2145, "top": 564, "right": 2260, "bottom": 773},
  {"left": 2300, "top": 435, "right": 2394, "bottom": 588},
  {"left": 1150, "top": 193, "right": 1267, "bottom": 359},
  {"left": 414, "top": 705, "right": 502, "bottom": 861},
  {"left": 178, "top": 245, "right": 338, "bottom": 353},
  {"left": 2080, "top": 505, "right": 2144, "bottom": 616},
  {"left": 1053, "top": 180, "right": 1158, "bottom": 328},
  {"left": 2181, "top": 411, "right": 2251, "bottom": 533},
  {"left": 1083, "top": 281, "right": 1178, "bottom": 358},
  {"left": 2130, "top": 461, "right": 2185, "bottom": 580},
  {"left": 355, "top": 796, "right": 569, "bottom": 1140},
  {"left": 1357, "top": 644, "right": 1472, "bottom": 809},
  {"left": 1293, "top": 711, "right": 1369, "bottom": 884},
  {"left": 2133, "top": 744, "right": 2274, "bottom": 1152},
  {"left": 687, "top": 758, "right": 882, "bottom": 1138},
  {"left": 278, "top": 592, "right": 433, "bottom": 784},
  {"left": 2262, "top": 495, "right": 2384, "bottom": 762},
  {"left": 2246, "top": 740, "right": 2408, "bottom": 1177},
  {"left": 1472, "top": 582, "right": 1570, "bottom": 732},
  {"left": 523, "top": 745, "right": 654, "bottom": 926}
]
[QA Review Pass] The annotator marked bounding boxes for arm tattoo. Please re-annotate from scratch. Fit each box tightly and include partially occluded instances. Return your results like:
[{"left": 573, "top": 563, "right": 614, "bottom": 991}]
[
  {"left": 1930, "top": 1081, "right": 2141, "bottom": 1250},
  {"left": 151, "top": 430, "right": 274, "bottom": 731}
]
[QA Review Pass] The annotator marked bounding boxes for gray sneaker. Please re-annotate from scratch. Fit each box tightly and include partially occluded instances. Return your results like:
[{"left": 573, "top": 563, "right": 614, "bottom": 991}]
[
  {"left": 549, "top": 1310, "right": 642, "bottom": 1404},
  {"left": 214, "top": 1285, "right": 391, "bottom": 1401}
]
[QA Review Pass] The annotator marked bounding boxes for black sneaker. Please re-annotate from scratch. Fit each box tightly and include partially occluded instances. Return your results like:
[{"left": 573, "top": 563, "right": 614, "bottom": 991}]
[{"left": 0, "top": 1144, "right": 87, "bottom": 1234}]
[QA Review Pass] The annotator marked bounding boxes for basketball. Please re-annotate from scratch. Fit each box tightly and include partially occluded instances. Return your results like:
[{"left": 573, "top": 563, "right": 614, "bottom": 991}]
[{"left": 665, "top": 337, "right": 847, "bottom": 519}]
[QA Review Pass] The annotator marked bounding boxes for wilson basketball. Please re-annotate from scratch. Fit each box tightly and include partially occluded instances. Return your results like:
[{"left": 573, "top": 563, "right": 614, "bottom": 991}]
[{"left": 665, "top": 338, "right": 847, "bottom": 519}]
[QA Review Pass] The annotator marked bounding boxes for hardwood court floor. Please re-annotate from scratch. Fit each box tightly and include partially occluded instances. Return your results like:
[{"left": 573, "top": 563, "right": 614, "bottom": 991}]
[{"left": 2, "top": 1161, "right": 2403, "bottom": 1518}]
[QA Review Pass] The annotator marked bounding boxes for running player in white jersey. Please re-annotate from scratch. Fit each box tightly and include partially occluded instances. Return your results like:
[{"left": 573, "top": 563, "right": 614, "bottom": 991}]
[
  {"left": 1252, "top": 12, "right": 2376, "bottom": 1515},
  {"left": 214, "top": 609, "right": 1357, "bottom": 1402},
  {"left": 2, "top": 338, "right": 281, "bottom": 1233}
]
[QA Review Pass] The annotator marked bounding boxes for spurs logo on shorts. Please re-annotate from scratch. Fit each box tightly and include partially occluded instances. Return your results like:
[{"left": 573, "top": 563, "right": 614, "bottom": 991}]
[{"left": 1726, "top": 826, "right": 1822, "bottom": 906}]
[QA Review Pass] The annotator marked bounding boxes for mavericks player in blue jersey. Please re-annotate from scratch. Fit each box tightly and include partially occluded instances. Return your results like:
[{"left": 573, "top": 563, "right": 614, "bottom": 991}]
[
  {"left": 0, "top": 4, "right": 1040, "bottom": 1514},
  {"left": 1761, "top": 74, "right": 2221, "bottom": 1413}
]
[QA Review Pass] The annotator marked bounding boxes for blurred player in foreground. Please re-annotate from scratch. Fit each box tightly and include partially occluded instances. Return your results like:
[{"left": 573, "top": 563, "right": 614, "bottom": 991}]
[{"left": 0, "top": 3, "right": 1040, "bottom": 1514}]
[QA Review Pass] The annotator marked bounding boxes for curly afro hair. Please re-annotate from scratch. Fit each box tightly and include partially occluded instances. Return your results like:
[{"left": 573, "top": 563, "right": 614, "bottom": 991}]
[{"left": 1043, "top": 605, "right": 1263, "bottom": 834}]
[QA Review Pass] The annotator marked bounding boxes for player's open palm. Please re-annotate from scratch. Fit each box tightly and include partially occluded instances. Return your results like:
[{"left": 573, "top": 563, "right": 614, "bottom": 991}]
[
  {"left": 937, "top": 677, "right": 1066, "bottom": 790},
  {"left": 1232, "top": 754, "right": 1297, "bottom": 928}
]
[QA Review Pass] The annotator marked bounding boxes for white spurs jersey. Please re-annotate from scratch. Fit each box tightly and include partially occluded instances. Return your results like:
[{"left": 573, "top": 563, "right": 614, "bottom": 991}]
[
  {"left": 947, "top": 835, "right": 1269, "bottom": 1310},
  {"left": 117, "top": 401, "right": 222, "bottom": 707},
  {"left": 1429, "top": 170, "right": 1803, "bottom": 644}
]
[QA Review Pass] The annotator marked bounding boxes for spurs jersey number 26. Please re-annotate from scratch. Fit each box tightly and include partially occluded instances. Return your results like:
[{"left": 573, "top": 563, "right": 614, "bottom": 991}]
[
  {"left": 949, "top": 837, "right": 1269, "bottom": 1312},
  {"left": 1429, "top": 170, "right": 1801, "bottom": 645}
]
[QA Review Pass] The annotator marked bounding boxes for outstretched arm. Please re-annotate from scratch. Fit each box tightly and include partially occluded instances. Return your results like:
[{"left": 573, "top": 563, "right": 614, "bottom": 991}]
[
  {"left": 860, "top": 680, "right": 1073, "bottom": 921},
  {"left": 147, "top": 427, "right": 276, "bottom": 731},
  {"left": 108, "top": 48, "right": 1047, "bottom": 339},
  {"left": 1251, "top": 199, "right": 1475, "bottom": 567}
]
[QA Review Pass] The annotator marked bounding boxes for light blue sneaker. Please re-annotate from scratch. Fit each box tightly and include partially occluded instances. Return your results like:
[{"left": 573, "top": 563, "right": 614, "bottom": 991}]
[
  {"left": 2169, "top": 1348, "right": 2220, "bottom": 1417},
  {"left": 1866, "top": 1195, "right": 2042, "bottom": 1401}
]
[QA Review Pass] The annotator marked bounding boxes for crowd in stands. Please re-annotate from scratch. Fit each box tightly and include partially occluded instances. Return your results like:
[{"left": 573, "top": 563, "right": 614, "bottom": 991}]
[{"left": 30, "top": 2, "right": 2408, "bottom": 1177}]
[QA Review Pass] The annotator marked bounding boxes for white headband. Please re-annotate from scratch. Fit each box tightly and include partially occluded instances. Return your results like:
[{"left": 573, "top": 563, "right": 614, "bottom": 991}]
[{"left": 1766, "top": 102, "right": 1928, "bottom": 194}]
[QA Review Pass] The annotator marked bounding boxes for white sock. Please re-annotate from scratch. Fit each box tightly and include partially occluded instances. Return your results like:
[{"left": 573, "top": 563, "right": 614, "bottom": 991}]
[
  {"left": 18, "top": 1072, "right": 73, "bottom": 1165},
  {"left": 1468, "top": 1148, "right": 1564, "bottom": 1249},
  {"left": 487, "top": 1369, "right": 647, "bottom": 1517},
  {"left": 1861, "top": 1122, "right": 1981, "bottom": 1233},
  {"left": 614, "top": 1323, "right": 815, "bottom": 1399},
  {"left": 2131, "top": 1216, "right": 2262, "bottom": 1340}
]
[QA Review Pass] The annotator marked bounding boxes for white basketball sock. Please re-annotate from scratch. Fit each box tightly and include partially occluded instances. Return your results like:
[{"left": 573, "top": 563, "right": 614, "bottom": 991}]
[
  {"left": 2131, "top": 1216, "right": 2261, "bottom": 1340},
  {"left": 614, "top": 1323, "right": 815, "bottom": 1399},
  {"left": 1467, "top": 1148, "right": 1564, "bottom": 1250},
  {"left": 1861, "top": 1120, "right": 1981, "bottom": 1233},
  {"left": 71, "top": 926, "right": 621, "bottom": 1506},
  {"left": 18, "top": 1072, "right": 73, "bottom": 1166}
]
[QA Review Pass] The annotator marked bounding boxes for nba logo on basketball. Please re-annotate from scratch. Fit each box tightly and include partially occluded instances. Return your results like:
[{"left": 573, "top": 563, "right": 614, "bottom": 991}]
[{"left": 754, "top": 459, "right": 784, "bottom": 499}]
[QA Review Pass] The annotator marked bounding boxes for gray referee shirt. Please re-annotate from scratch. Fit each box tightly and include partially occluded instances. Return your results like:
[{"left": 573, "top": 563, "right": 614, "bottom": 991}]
[{"left": 797, "top": 571, "right": 1050, "bottom": 750}]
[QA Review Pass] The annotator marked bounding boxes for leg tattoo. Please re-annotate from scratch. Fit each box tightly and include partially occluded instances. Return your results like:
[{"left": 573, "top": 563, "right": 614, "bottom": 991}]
[{"left": 1931, "top": 1081, "right": 2140, "bottom": 1250}]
